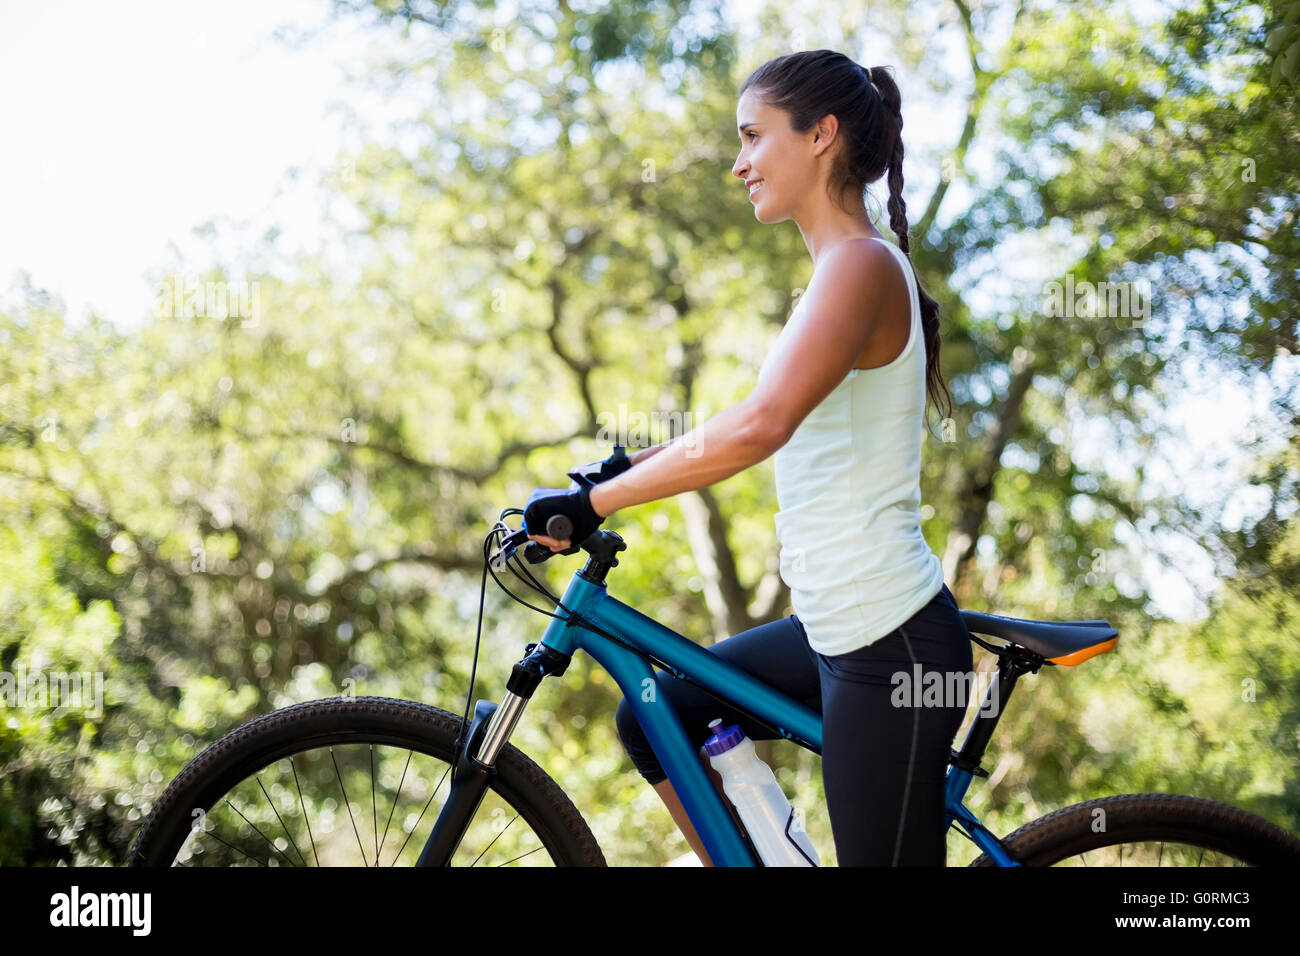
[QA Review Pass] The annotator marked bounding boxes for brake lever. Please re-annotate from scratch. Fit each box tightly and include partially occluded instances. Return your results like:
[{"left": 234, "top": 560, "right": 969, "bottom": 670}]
[
  {"left": 492, "top": 521, "right": 577, "bottom": 568},
  {"left": 523, "top": 541, "right": 555, "bottom": 564},
  {"left": 489, "top": 527, "right": 529, "bottom": 572},
  {"left": 523, "top": 539, "right": 581, "bottom": 564}
]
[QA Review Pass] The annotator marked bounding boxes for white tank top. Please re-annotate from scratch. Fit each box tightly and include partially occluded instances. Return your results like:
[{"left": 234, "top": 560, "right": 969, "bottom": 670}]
[{"left": 758, "top": 236, "right": 945, "bottom": 656}]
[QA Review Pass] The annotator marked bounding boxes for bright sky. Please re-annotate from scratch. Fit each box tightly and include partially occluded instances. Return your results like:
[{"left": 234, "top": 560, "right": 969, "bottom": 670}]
[
  {"left": 0, "top": 0, "right": 383, "bottom": 325},
  {"left": 0, "top": 0, "right": 1290, "bottom": 624}
]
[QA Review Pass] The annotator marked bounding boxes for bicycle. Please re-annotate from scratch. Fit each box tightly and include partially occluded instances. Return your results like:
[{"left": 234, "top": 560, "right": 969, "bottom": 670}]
[{"left": 128, "top": 508, "right": 1300, "bottom": 866}]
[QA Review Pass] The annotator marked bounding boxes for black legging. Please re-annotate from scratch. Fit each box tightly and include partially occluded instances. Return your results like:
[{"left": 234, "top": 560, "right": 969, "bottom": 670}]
[{"left": 614, "top": 582, "right": 974, "bottom": 866}]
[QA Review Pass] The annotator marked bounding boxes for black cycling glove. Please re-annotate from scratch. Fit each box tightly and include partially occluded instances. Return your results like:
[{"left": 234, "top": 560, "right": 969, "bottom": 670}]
[
  {"left": 522, "top": 445, "right": 630, "bottom": 549},
  {"left": 523, "top": 483, "right": 604, "bottom": 546},
  {"left": 566, "top": 443, "right": 631, "bottom": 489}
]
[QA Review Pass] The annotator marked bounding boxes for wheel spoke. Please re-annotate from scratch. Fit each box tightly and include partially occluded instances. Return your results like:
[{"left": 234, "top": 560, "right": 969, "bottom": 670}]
[
  {"left": 331, "top": 746, "right": 369, "bottom": 866},
  {"left": 1046, "top": 840, "right": 1265, "bottom": 868},
  {"left": 497, "top": 846, "right": 544, "bottom": 866},
  {"left": 471, "top": 812, "right": 519, "bottom": 867},
  {"left": 257, "top": 775, "right": 308, "bottom": 867},
  {"left": 135, "top": 701, "right": 592, "bottom": 868},
  {"left": 376, "top": 750, "right": 413, "bottom": 867},
  {"left": 389, "top": 762, "right": 451, "bottom": 866},
  {"left": 290, "top": 756, "right": 320, "bottom": 867},
  {"left": 370, "top": 745, "right": 378, "bottom": 865},
  {"left": 224, "top": 796, "right": 296, "bottom": 866},
  {"left": 205, "top": 814, "right": 272, "bottom": 866}
]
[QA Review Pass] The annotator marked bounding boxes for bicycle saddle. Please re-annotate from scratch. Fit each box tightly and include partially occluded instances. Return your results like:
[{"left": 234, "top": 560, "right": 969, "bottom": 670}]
[{"left": 958, "top": 610, "right": 1118, "bottom": 666}]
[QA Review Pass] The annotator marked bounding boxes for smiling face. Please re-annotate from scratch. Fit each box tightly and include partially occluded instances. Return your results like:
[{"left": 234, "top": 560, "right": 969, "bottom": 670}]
[{"left": 732, "top": 88, "right": 829, "bottom": 225}]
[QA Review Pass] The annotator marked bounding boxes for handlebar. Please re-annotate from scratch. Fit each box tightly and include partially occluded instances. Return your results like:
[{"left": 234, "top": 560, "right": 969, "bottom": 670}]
[
  {"left": 491, "top": 520, "right": 593, "bottom": 568},
  {"left": 523, "top": 512, "right": 589, "bottom": 563},
  {"left": 518, "top": 515, "right": 578, "bottom": 564},
  {"left": 489, "top": 517, "right": 627, "bottom": 590}
]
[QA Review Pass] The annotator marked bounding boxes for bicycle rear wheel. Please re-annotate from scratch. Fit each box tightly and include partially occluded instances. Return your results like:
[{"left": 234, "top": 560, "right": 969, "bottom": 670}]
[
  {"left": 127, "top": 697, "right": 606, "bottom": 867},
  {"left": 970, "top": 793, "right": 1300, "bottom": 866}
]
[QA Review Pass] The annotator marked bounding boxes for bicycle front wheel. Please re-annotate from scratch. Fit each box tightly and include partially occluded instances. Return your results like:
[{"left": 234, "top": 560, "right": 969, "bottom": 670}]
[
  {"left": 970, "top": 793, "right": 1300, "bottom": 866},
  {"left": 127, "top": 697, "right": 606, "bottom": 867}
]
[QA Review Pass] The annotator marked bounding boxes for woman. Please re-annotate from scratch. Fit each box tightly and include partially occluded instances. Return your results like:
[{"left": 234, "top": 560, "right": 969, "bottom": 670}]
[{"left": 523, "top": 49, "right": 973, "bottom": 866}]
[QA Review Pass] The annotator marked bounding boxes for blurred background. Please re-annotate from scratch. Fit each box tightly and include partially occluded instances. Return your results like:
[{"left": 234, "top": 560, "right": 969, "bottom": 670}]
[{"left": 1, "top": 0, "right": 1297, "bottom": 866}]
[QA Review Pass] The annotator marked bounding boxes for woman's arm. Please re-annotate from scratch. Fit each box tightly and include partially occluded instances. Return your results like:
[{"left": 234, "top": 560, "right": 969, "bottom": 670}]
[
  {"left": 589, "top": 399, "right": 781, "bottom": 518},
  {"left": 592, "top": 240, "right": 892, "bottom": 523},
  {"left": 529, "top": 240, "right": 890, "bottom": 550},
  {"left": 524, "top": 404, "right": 781, "bottom": 552},
  {"left": 626, "top": 441, "right": 669, "bottom": 467}
]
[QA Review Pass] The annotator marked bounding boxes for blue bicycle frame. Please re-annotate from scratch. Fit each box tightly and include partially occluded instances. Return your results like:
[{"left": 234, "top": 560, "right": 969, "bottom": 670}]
[
  {"left": 413, "top": 519, "right": 1120, "bottom": 866},
  {"left": 532, "top": 567, "right": 1019, "bottom": 866}
]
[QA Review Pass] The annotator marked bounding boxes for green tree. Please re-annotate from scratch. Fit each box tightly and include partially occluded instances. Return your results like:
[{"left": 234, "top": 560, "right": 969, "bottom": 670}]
[{"left": 1, "top": 0, "right": 1295, "bottom": 865}]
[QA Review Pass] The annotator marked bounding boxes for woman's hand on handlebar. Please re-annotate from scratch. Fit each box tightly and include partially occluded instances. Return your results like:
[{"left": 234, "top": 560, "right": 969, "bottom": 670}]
[
  {"left": 523, "top": 444, "right": 628, "bottom": 553},
  {"left": 527, "top": 530, "right": 572, "bottom": 553},
  {"left": 522, "top": 483, "right": 604, "bottom": 555}
]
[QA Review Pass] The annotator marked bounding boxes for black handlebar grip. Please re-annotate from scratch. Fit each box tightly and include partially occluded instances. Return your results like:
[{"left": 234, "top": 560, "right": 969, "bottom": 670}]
[{"left": 546, "top": 514, "right": 574, "bottom": 541}]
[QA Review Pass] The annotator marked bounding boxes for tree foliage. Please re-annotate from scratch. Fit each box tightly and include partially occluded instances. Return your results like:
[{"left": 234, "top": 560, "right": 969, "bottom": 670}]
[{"left": 1, "top": 0, "right": 1296, "bottom": 865}]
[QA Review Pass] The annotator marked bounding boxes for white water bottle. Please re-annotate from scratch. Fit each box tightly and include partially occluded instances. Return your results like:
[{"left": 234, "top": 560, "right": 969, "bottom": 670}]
[{"left": 702, "top": 718, "right": 820, "bottom": 866}]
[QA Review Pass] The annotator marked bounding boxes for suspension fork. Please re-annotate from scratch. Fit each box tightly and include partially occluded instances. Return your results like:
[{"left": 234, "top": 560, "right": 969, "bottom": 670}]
[{"left": 416, "top": 642, "right": 571, "bottom": 866}]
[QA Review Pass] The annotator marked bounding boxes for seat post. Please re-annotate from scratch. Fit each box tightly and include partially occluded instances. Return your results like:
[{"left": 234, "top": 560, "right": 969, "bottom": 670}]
[{"left": 951, "top": 650, "right": 1041, "bottom": 776}]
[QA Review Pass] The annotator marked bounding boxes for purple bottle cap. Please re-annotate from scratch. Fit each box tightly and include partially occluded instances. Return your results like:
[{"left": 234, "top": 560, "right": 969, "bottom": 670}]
[{"left": 703, "top": 718, "right": 745, "bottom": 755}]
